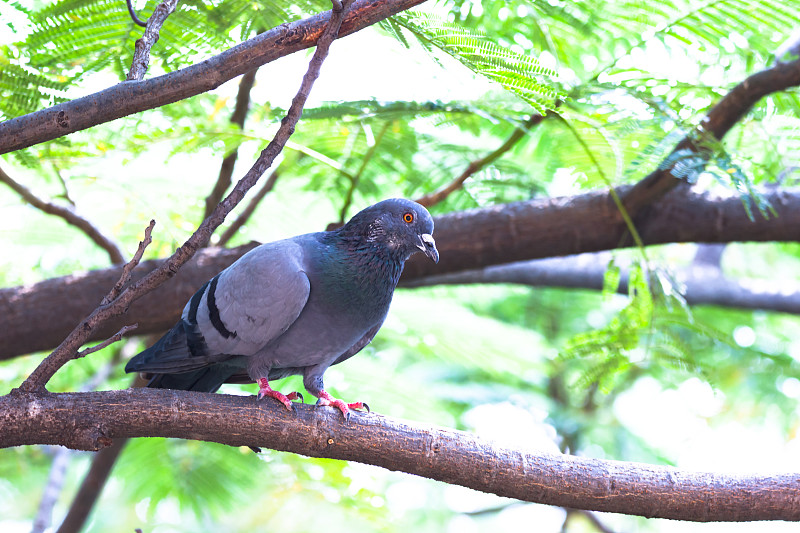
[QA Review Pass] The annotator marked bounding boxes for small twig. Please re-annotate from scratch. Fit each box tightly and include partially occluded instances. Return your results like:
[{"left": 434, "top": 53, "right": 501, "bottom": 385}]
[
  {"left": 48, "top": 159, "right": 76, "bottom": 207},
  {"left": 19, "top": 220, "right": 154, "bottom": 392},
  {"left": 126, "top": 0, "right": 180, "bottom": 81},
  {"left": 18, "top": 0, "right": 354, "bottom": 393},
  {"left": 76, "top": 324, "right": 138, "bottom": 359},
  {"left": 216, "top": 168, "right": 280, "bottom": 247},
  {"left": 416, "top": 113, "right": 544, "bottom": 208},
  {"left": 203, "top": 68, "right": 260, "bottom": 221},
  {"left": 0, "top": 165, "right": 126, "bottom": 264},
  {"left": 126, "top": 0, "right": 148, "bottom": 27},
  {"left": 102, "top": 220, "right": 154, "bottom": 304}
]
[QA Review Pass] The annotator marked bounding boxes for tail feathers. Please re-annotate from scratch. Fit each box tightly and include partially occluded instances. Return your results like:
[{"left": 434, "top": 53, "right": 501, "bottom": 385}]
[
  {"left": 125, "top": 320, "right": 231, "bottom": 375},
  {"left": 126, "top": 319, "right": 238, "bottom": 393},
  {"left": 146, "top": 366, "right": 236, "bottom": 393}
]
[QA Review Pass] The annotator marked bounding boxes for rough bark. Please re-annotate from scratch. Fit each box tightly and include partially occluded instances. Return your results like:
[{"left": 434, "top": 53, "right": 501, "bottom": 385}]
[
  {"left": 3, "top": 186, "right": 799, "bottom": 360},
  {"left": 0, "top": 0, "right": 428, "bottom": 154},
  {"left": 1, "top": 388, "right": 797, "bottom": 522}
]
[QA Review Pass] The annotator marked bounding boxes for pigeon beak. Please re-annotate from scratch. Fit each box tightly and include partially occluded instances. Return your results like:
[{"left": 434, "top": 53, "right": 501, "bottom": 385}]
[{"left": 417, "top": 233, "right": 439, "bottom": 263}]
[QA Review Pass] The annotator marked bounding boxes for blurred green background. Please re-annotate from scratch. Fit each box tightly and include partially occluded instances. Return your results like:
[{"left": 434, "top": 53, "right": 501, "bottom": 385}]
[{"left": 2, "top": 0, "right": 800, "bottom": 531}]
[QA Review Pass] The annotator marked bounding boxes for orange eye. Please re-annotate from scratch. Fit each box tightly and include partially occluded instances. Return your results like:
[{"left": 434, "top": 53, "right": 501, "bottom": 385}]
[{"left": 403, "top": 212, "right": 414, "bottom": 223}]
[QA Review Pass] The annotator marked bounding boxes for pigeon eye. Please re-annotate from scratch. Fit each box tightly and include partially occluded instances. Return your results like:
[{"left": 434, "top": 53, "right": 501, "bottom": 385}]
[{"left": 402, "top": 212, "right": 414, "bottom": 223}]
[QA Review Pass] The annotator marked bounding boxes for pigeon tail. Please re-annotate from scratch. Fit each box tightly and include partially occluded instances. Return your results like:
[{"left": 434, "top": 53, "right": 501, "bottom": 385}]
[{"left": 145, "top": 365, "right": 236, "bottom": 393}]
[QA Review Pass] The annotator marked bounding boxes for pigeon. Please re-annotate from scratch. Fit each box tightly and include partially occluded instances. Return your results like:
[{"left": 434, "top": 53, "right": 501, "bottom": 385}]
[{"left": 125, "top": 198, "right": 439, "bottom": 419}]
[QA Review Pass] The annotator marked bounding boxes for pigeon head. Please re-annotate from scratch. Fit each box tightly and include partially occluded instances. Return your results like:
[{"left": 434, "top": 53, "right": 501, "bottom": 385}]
[{"left": 341, "top": 198, "right": 439, "bottom": 263}]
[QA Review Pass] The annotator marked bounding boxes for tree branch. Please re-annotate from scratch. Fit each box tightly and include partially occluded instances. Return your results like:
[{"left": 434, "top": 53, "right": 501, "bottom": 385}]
[
  {"left": 19, "top": 221, "right": 154, "bottom": 391},
  {"left": 16, "top": 0, "right": 353, "bottom": 392},
  {"left": 126, "top": 0, "right": 180, "bottom": 81},
  {"left": 0, "top": 165, "right": 126, "bottom": 264},
  {"left": 403, "top": 249, "right": 800, "bottom": 314},
  {"left": 1, "top": 388, "right": 797, "bottom": 522},
  {"left": 5, "top": 186, "right": 800, "bottom": 360},
  {"left": 203, "top": 68, "right": 259, "bottom": 221},
  {"left": 622, "top": 56, "right": 800, "bottom": 216},
  {"left": 0, "top": 0, "right": 429, "bottom": 155},
  {"left": 216, "top": 168, "right": 280, "bottom": 247},
  {"left": 415, "top": 113, "right": 544, "bottom": 208},
  {"left": 126, "top": 0, "right": 148, "bottom": 28},
  {"left": 76, "top": 324, "right": 138, "bottom": 358}
]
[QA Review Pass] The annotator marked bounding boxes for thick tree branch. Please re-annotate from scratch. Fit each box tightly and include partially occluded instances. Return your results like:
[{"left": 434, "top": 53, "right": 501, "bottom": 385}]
[
  {"left": 416, "top": 113, "right": 544, "bottom": 208},
  {"left": 1, "top": 388, "right": 797, "bottom": 522},
  {"left": 622, "top": 57, "right": 800, "bottom": 216},
  {"left": 126, "top": 0, "right": 180, "bottom": 81},
  {"left": 0, "top": 165, "right": 126, "bottom": 264},
  {"left": 4, "top": 186, "right": 800, "bottom": 360},
  {"left": 0, "top": 0, "right": 428, "bottom": 155},
  {"left": 203, "top": 68, "right": 259, "bottom": 221}
]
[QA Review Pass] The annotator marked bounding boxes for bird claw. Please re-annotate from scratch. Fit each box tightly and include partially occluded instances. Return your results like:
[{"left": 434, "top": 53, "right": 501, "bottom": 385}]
[
  {"left": 315, "top": 391, "right": 369, "bottom": 419},
  {"left": 256, "top": 378, "right": 303, "bottom": 410}
]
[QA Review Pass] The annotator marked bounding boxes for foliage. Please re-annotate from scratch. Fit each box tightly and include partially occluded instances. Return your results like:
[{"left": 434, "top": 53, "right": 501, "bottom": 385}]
[{"left": 2, "top": 0, "right": 800, "bottom": 532}]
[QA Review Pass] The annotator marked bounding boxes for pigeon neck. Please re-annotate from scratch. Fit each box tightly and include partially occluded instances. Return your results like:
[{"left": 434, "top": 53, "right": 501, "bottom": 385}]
[{"left": 325, "top": 231, "right": 406, "bottom": 288}]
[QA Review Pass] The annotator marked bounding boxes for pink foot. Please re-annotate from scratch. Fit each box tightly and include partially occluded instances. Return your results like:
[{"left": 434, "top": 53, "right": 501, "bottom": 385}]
[
  {"left": 316, "top": 389, "right": 370, "bottom": 420},
  {"left": 257, "top": 378, "right": 304, "bottom": 410}
]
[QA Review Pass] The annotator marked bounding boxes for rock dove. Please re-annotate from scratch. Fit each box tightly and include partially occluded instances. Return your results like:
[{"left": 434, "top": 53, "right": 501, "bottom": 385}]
[{"left": 126, "top": 198, "right": 439, "bottom": 419}]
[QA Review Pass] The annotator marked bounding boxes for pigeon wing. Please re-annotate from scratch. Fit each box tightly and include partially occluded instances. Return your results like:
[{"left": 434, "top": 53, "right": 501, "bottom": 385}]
[{"left": 196, "top": 239, "right": 311, "bottom": 356}]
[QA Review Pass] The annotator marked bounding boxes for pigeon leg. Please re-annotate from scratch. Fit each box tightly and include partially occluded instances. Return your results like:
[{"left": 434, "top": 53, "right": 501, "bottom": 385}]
[
  {"left": 315, "top": 389, "right": 370, "bottom": 420},
  {"left": 256, "top": 378, "right": 304, "bottom": 410}
]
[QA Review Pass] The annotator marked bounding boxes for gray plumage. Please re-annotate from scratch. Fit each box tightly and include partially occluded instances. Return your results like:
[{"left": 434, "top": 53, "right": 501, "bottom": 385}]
[{"left": 125, "top": 198, "right": 439, "bottom": 415}]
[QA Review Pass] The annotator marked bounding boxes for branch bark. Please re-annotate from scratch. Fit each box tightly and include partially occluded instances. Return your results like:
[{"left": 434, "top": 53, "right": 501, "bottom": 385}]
[
  {"left": 2, "top": 388, "right": 797, "bottom": 522},
  {"left": 0, "top": 0, "right": 428, "bottom": 155},
  {"left": 126, "top": 0, "right": 180, "bottom": 81},
  {"left": 4, "top": 185, "right": 800, "bottom": 360}
]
